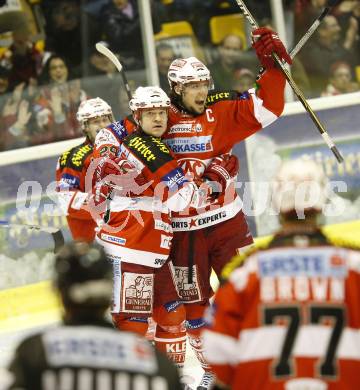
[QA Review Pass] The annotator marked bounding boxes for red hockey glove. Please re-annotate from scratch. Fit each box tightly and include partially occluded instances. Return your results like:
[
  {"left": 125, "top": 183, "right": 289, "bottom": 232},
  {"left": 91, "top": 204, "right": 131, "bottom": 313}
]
[
  {"left": 95, "top": 157, "right": 134, "bottom": 182},
  {"left": 252, "top": 27, "right": 292, "bottom": 69},
  {"left": 93, "top": 157, "right": 149, "bottom": 203},
  {"left": 203, "top": 154, "right": 239, "bottom": 198}
]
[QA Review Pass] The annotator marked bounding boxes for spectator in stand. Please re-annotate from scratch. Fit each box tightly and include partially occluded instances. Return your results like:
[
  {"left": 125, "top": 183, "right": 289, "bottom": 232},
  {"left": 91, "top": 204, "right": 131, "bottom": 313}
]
[
  {"left": 0, "top": 65, "right": 11, "bottom": 113},
  {"left": 321, "top": 61, "right": 360, "bottom": 96},
  {"left": 156, "top": 43, "right": 176, "bottom": 92},
  {"left": 232, "top": 68, "right": 256, "bottom": 93},
  {"left": 295, "top": 0, "right": 328, "bottom": 42},
  {"left": 100, "top": 0, "right": 162, "bottom": 70},
  {"left": 0, "top": 27, "right": 43, "bottom": 90},
  {"left": 34, "top": 55, "right": 87, "bottom": 145},
  {"left": 82, "top": 43, "right": 123, "bottom": 112},
  {"left": 40, "top": 0, "right": 101, "bottom": 77},
  {"left": 299, "top": 14, "right": 357, "bottom": 97},
  {"left": 209, "top": 34, "right": 258, "bottom": 90},
  {"left": 1, "top": 82, "right": 32, "bottom": 150},
  {"left": 335, "top": 0, "right": 360, "bottom": 65}
]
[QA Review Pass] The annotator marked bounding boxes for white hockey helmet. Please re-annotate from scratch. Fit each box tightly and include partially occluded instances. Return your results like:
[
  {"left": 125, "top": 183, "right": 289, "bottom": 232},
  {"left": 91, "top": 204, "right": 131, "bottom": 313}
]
[
  {"left": 167, "top": 56, "right": 214, "bottom": 89},
  {"left": 76, "top": 97, "right": 113, "bottom": 128},
  {"left": 129, "top": 86, "right": 170, "bottom": 114},
  {"left": 272, "top": 157, "right": 328, "bottom": 217}
]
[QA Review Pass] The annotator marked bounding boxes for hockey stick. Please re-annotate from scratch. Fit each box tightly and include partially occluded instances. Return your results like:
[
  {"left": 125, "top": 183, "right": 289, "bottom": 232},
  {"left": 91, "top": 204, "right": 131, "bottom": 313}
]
[
  {"left": 95, "top": 43, "right": 134, "bottom": 222},
  {"left": 289, "top": 0, "right": 340, "bottom": 60},
  {"left": 234, "top": 0, "right": 344, "bottom": 163},
  {"left": 95, "top": 42, "right": 132, "bottom": 101},
  {"left": 0, "top": 220, "right": 65, "bottom": 253}
]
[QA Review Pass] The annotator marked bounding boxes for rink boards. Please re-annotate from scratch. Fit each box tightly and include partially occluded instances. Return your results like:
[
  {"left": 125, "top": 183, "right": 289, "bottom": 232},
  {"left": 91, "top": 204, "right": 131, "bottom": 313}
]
[{"left": 1, "top": 219, "right": 359, "bottom": 336}]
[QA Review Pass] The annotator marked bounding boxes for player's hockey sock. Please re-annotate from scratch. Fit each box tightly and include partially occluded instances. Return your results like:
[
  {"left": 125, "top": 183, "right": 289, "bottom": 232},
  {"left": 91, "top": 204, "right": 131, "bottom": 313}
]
[
  {"left": 112, "top": 314, "right": 148, "bottom": 335},
  {"left": 186, "top": 319, "right": 211, "bottom": 371},
  {"left": 154, "top": 325, "right": 187, "bottom": 369}
]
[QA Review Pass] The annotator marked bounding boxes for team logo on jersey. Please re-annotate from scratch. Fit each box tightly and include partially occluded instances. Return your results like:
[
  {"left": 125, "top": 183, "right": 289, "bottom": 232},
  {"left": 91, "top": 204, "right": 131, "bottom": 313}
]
[
  {"left": 122, "top": 273, "right": 154, "bottom": 313},
  {"left": 164, "top": 135, "right": 213, "bottom": 154},
  {"left": 173, "top": 266, "right": 202, "bottom": 302},
  {"left": 195, "top": 123, "right": 202, "bottom": 132},
  {"left": 178, "top": 158, "right": 207, "bottom": 179}
]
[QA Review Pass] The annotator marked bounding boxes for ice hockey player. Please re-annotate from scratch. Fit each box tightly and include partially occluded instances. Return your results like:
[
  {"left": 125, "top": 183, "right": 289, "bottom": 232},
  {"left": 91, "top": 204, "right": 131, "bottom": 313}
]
[
  {"left": 92, "top": 86, "right": 238, "bottom": 379},
  {"left": 203, "top": 157, "right": 360, "bottom": 390},
  {"left": 161, "top": 26, "right": 292, "bottom": 389},
  {"left": 2, "top": 241, "right": 183, "bottom": 390},
  {"left": 55, "top": 97, "right": 114, "bottom": 242}
]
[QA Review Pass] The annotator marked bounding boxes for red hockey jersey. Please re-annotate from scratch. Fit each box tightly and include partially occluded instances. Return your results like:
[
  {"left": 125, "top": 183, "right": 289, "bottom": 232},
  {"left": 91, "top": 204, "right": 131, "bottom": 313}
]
[
  {"left": 55, "top": 139, "right": 96, "bottom": 242},
  {"left": 202, "top": 230, "right": 360, "bottom": 389},
  {"left": 96, "top": 130, "right": 204, "bottom": 268},
  {"left": 164, "top": 68, "right": 285, "bottom": 231}
]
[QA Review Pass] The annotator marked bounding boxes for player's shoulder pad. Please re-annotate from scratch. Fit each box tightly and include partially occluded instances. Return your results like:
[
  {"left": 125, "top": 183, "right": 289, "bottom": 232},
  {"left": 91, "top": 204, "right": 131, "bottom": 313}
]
[
  {"left": 59, "top": 141, "right": 93, "bottom": 170},
  {"left": 323, "top": 228, "right": 360, "bottom": 251},
  {"left": 206, "top": 89, "right": 250, "bottom": 106},
  {"left": 221, "top": 235, "right": 273, "bottom": 281},
  {"left": 123, "top": 132, "right": 173, "bottom": 173}
]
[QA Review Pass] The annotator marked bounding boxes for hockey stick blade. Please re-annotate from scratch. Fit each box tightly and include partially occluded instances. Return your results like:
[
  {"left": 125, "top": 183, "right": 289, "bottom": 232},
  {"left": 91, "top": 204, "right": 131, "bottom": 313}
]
[
  {"left": 0, "top": 220, "right": 65, "bottom": 253},
  {"left": 95, "top": 42, "right": 132, "bottom": 101},
  {"left": 95, "top": 42, "right": 123, "bottom": 73}
]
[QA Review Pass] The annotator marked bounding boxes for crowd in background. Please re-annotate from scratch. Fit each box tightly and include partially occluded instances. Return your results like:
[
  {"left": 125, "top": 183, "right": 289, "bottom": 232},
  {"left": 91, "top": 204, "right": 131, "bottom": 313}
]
[{"left": 0, "top": 0, "right": 359, "bottom": 152}]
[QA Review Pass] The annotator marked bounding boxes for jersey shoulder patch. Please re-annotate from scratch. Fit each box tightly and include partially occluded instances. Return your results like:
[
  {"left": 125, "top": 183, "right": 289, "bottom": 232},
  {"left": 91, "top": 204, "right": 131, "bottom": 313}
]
[
  {"left": 107, "top": 120, "right": 128, "bottom": 142},
  {"left": 206, "top": 90, "right": 239, "bottom": 106},
  {"left": 123, "top": 132, "right": 173, "bottom": 173},
  {"left": 60, "top": 142, "right": 93, "bottom": 171}
]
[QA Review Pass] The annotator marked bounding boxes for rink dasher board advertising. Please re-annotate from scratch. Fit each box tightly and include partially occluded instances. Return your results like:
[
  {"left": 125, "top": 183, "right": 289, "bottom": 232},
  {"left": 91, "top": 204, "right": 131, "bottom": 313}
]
[
  {"left": 246, "top": 95, "right": 360, "bottom": 235},
  {"left": 0, "top": 156, "right": 71, "bottom": 254},
  {"left": 0, "top": 93, "right": 360, "bottom": 250}
]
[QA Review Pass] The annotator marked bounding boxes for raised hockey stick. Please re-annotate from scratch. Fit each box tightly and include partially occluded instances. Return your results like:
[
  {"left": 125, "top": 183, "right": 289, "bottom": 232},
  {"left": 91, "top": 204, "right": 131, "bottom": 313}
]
[
  {"left": 95, "top": 42, "right": 132, "bottom": 101},
  {"left": 289, "top": 0, "right": 340, "bottom": 60},
  {"left": 234, "top": 0, "right": 344, "bottom": 164},
  {"left": 0, "top": 220, "right": 65, "bottom": 253}
]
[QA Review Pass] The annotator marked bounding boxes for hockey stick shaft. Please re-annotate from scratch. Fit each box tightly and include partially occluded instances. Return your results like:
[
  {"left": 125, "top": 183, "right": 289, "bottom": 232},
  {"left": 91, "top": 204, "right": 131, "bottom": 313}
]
[
  {"left": 95, "top": 43, "right": 133, "bottom": 221},
  {"left": 0, "top": 220, "right": 65, "bottom": 253},
  {"left": 289, "top": 0, "right": 339, "bottom": 59},
  {"left": 234, "top": 0, "right": 343, "bottom": 163},
  {"left": 95, "top": 42, "right": 132, "bottom": 101}
]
